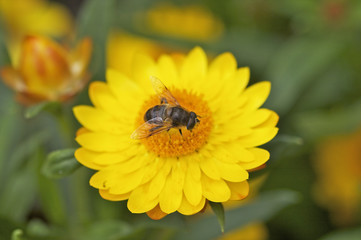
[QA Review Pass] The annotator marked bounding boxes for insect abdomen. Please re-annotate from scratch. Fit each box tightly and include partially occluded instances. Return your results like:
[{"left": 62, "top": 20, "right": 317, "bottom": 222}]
[
  {"left": 168, "top": 106, "right": 189, "bottom": 126},
  {"left": 144, "top": 105, "right": 167, "bottom": 121}
]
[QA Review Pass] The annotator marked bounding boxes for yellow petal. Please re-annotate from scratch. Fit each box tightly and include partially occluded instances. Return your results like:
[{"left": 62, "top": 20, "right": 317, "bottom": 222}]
[
  {"left": 187, "top": 155, "right": 201, "bottom": 180},
  {"left": 127, "top": 183, "right": 159, "bottom": 213},
  {"left": 180, "top": 46, "right": 207, "bottom": 90},
  {"left": 140, "top": 157, "right": 164, "bottom": 185},
  {"left": 75, "top": 132, "right": 131, "bottom": 152},
  {"left": 183, "top": 168, "right": 203, "bottom": 206},
  {"left": 106, "top": 68, "right": 146, "bottom": 108},
  {"left": 131, "top": 53, "right": 158, "bottom": 91},
  {"left": 156, "top": 54, "right": 179, "bottom": 87},
  {"left": 199, "top": 157, "right": 221, "bottom": 180},
  {"left": 0, "top": 67, "right": 26, "bottom": 91},
  {"left": 110, "top": 154, "right": 149, "bottom": 175},
  {"left": 73, "top": 105, "right": 125, "bottom": 134},
  {"left": 146, "top": 205, "right": 168, "bottom": 220},
  {"left": 256, "top": 110, "right": 279, "bottom": 128},
  {"left": 159, "top": 160, "right": 186, "bottom": 213},
  {"left": 240, "top": 148, "right": 270, "bottom": 170},
  {"left": 209, "top": 52, "right": 237, "bottom": 80},
  {"left": 89, "top": 170, "right": 111, "bottom": 190},
  {"left": 89, "top": 81, "right": 133, "bottom": 122},
  {"left": 201, "top": 174, "right": 231, "bottom": 202},
  {"left": 76, "top": 127, "right": 90, "bottom": 136},
  {"left": 70, "top": 37, "right": 92, "bottom": 76},
  {"left": 92, "top": 145, "right": 140, "bottom": 165},
  {"left": 237, "top": 127, "right": 279, "bottom": 147},
  {"left": 241, "top": 81, "right": 271, "bottom": 112},
  {"left": 75, "top": 147, "right": 103, "bottom": 170},
  {"left": 210, "top": 144, "right": 254, "bottom": 164},
  {"left": 237, "top": 67, "right": 250, "bottom": 93},
  {"left": 99, "top": 189, "right": 130, "bottom": 201},
  {"left": 178, "top": 195, "right": 206, "bottom": 215},
  {"left": 146, "top": 158, "right": 172, "bottom": 200},
  {"left": 234, "top": 109, "right": 274, "bottom": 128},
  {"left": 214, "top": 159, "right": 249, "bottom": 182},
  {"left": 108, "top": 167, "right": 146, "bottom": 195},
  {"left": 227, "top": 181, "right": 249, "bottom": 200}
]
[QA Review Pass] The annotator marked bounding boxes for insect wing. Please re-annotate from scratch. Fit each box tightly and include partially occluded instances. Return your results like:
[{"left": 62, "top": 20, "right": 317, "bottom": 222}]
[
  {"left": 150, "top": 76, "right": 179, "bottom": 106},
  {"left": 131, "top": 117, "right": 173, "bottom": 139}
]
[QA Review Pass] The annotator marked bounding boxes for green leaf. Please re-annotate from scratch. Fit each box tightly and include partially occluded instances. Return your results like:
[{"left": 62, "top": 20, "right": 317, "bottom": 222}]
[
  {"left": 174, "top": 190, "right": 299, "bottom": 240},
  {"left": 209, "top": 202, "right": 225, "bottom": 233},
  {"left": 0, "top": 169, "right": 37, "bottom": 222},
  {"left": 78, "top": 220, "right": 132, "bottom": 240},
  {"left": 271, "top": 134, "right": 303, "bottom": 145},
  {"left": 265, "top": 36, "right": 344, "bottom": 116},
  {"left": 0, "top": 20, "right": 11, "bottom": 66},
  {"left": 24, "top": 101, "right": 60, "bottom": 119},
  {"left": 42, "top": 148, "right": 80, "bottom": 179},
  {"left": 76, "top": 0, "right": 116, "bottom": 80},
  {"left": 319, "top": 228, "right": 361, "bottom": 240},
  {"left": 292, "top": 100, "right": 361, "bottom": 141}
]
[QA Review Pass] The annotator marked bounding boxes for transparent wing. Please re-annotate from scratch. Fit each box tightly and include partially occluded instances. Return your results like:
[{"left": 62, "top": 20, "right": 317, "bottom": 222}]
[
  {"left": 130, "top": 117, "right": 173, "bottom": 139},
  {"left": 150, "top": 76, "right": 180, "bottom": 106}
]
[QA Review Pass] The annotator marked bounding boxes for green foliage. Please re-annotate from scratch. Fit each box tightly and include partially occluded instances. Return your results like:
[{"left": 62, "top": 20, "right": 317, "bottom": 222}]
[
  {"left": 1, "top": 0, "right": 361, "bottom": 239},
  {"left": 320, "top": 228, "right": 361, "bottom": 240},
  {"left": 174, "top": 190, "right": 299, "bottom": 240},
  {"left": 76, "top": 0, "right": 116, "bottom": 80},
  {"left": 42, "top": 148, "right": 80, "bottom": 179},
  {"left": 25, "top": 102, "right": 61, "bottom": 119},
  {"left": 209, "top": 202, "right": 225, "bottom": 233}
]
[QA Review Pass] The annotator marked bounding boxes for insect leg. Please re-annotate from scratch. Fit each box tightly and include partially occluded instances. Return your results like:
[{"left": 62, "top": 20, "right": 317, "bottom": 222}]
[{"left": 161, "top": 98, "right": 168, "bottom": 104}]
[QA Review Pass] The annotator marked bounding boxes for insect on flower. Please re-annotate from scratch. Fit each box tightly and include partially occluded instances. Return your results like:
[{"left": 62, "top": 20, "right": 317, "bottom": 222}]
[{"left": 131, "top": 76, "right": 200, "bottom": 139}]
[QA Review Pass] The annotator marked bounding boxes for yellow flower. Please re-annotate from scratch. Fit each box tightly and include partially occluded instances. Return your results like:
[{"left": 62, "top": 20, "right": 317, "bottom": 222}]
[
  {"left": 73, "top": 47, "right": 279, "bottom": 219},
  {"left": 0, "top": 0, "right": 73, "bottom": 63},
  {"left": 313, "top": 128, "right": 361, "bottom": 226},
  {"left": 0, "top": 35, "right": 92, "bottom": 105},
  {"left": 107, "top": 31, "right": 168, "bottom": 78},
  {"left": 219, "top": 222, "right": 268, "bottom": 240},
  {"left": 141, "top": 3, "right": 223, "bottom": 41},
  {"left": 108, "top": 4, "right": 223, "bottom": 76}
]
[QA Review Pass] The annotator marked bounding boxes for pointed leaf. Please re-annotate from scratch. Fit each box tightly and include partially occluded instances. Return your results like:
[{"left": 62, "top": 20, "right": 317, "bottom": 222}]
[
  {"left": 174, "top": 190, "right": 299, "bottom": 240},
  {"left": 42, "top": 148, "right": 80, "bottom": 179},
  {"left": 265, "top": 37, "right": 344, "bottom": 115},
  {"left": 76, "top": 0, "right": 116, "bottom": 79},
  {"left": 25, "top": 101, "right": 60, "bottom": 119},
  {"left": 209, "top": 202, "right": 225, "bottom": 233}
]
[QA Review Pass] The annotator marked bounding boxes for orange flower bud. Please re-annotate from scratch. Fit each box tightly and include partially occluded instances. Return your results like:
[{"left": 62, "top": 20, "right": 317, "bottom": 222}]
[{"left": 1, "top": 35, "right": 92, "bottom": 105}]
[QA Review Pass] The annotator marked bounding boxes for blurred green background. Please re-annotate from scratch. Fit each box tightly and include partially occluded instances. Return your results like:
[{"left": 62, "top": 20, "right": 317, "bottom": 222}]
[{"left": 1, "top": 0, "right": 361, "bottom": 239}]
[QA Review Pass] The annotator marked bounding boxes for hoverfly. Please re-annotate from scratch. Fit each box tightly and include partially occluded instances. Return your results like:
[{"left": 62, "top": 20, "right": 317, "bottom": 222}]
[{"left": 131, "top": 76, "right": 200, "bottom": 139}]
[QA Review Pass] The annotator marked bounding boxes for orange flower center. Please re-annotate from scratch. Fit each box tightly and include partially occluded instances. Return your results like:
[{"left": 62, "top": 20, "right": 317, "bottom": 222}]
[{"left": 135, "top": 89, "right": 213, "bottom": 157}]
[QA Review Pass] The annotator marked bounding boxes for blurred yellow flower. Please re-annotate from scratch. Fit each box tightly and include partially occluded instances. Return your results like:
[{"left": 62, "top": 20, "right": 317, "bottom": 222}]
[
  {"left": 107, "top": 31, "right": 168, "bottom": 78},
  {"left": 219, "top": 222, "right": 268, "bottom": 240},
  {"left": 313, "top": 128, "right": 361, "bottom": 226},
  {"left": 141, "top": 3, "right": 223, "bottom": 41},
  {"left": 74, "top": 47, "right": 278, "bottom": 219},
  {"left": 0, "top": 35, "right": 92, "bottom": 105},
  {"left": 0, "top": 0, "right": 73, "bottom": 62},
  {"left": 108, "top": 4, "right": 223, "bottom": 77}
]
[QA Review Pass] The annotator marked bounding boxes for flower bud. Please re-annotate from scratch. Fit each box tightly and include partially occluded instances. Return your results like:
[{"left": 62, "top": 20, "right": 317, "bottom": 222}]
[{"left": 1, "top": 35, "right": 92, "bottom": 104}]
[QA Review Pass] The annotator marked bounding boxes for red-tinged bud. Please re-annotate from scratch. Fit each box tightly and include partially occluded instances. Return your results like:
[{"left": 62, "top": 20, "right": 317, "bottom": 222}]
[{"left": 0, "top": 35, "right": 92, "bottom": 105}]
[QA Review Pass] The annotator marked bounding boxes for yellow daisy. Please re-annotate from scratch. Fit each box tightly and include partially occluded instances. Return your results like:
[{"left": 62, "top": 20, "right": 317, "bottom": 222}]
[
  {"left": 313, "top": 127, "right": 361, "bottom": 226},
  {"left": 73, "top": 47, "right": 279, "bottom": 219}
]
